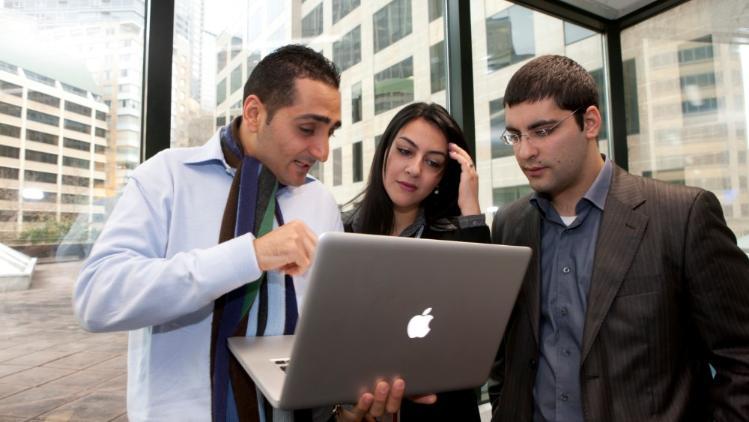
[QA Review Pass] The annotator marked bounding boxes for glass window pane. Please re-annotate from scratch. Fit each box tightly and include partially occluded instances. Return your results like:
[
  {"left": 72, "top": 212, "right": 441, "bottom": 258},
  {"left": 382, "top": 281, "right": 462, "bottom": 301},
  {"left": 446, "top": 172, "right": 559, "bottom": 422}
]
[
  {"left": 471, "top": 1, "right": 609, "bottom": 220},
  {"left": 192, "top": 0, "right": 446, "bottom": 206},
  {"left": 621, "top": 0, "right": 749, "bottom": 250},
  {"left": 0, "top": 2, "right": 146, "bottom": 266}
]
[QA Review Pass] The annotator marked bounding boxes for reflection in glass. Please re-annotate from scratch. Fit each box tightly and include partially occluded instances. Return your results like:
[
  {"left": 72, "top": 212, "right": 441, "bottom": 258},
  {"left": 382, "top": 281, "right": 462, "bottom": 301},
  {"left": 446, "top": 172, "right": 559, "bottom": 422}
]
[{"left": 621, "top": 0, "right": 749, "bottom": 248}]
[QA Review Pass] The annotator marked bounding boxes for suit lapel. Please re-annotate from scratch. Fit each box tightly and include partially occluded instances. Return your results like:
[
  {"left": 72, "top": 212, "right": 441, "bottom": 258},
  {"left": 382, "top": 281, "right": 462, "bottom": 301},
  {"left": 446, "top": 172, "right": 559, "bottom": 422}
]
[
  {"left": 518, "top": 204, "right": 541, "bottom": 344},
  {"left": 581, "top": 167, "right": 648, "bottom": 363}
]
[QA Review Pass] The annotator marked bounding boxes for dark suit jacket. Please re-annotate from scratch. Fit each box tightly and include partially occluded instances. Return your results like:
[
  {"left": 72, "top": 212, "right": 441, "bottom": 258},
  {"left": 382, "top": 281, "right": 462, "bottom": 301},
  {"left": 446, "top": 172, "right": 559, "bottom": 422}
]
[{"left": 490, "top": 165, "right": 749, "bottom": 421}]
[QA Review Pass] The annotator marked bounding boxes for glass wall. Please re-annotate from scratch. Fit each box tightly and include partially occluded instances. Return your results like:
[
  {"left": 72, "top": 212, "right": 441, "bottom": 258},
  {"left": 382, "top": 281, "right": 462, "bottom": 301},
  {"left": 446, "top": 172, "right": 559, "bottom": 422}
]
[
  {"left": 195, "top": 0, "right": 448, "bottom": 205},
  {"left": 621, "top": 0, "right": 749, "bottom": 252},
  {"left": 470, "top": 0, "right": 610, "bottom": 219},
  {"left": 0, "top": 0, "right": 146, "bottom": 263}
]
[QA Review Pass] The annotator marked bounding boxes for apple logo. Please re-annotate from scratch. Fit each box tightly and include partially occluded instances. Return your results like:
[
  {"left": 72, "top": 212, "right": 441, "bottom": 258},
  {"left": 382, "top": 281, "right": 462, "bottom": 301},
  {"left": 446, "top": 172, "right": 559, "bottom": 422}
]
[{"left": 407, "top": 307, "right": 434, "bottom": 339}]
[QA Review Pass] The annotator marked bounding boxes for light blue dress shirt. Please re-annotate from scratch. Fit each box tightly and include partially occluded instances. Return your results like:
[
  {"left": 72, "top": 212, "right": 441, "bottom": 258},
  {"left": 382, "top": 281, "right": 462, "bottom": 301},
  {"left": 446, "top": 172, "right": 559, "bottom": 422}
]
[{"left": 73, "top": 131, "right": 343, "bottom": 422}]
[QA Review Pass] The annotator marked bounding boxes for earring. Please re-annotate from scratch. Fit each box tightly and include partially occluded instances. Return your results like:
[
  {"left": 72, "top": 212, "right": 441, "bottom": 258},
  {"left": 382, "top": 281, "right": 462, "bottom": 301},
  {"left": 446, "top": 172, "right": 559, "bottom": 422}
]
[{"left": 434, "top": 187, "right": 439, "bottom": 195}]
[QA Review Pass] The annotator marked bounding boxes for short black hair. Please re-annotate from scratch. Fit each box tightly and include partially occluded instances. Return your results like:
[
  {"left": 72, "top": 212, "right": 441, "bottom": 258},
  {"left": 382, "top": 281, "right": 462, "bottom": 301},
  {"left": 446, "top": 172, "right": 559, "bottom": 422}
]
[
  {"left": 242, "top": 44, "right": 340, "bottom": 120},
  {"left": 353, "top": 102, "right": 469, "bottom": 235},
  {"left": 504, "top": 55, "right": 598, "bottom": 129}
]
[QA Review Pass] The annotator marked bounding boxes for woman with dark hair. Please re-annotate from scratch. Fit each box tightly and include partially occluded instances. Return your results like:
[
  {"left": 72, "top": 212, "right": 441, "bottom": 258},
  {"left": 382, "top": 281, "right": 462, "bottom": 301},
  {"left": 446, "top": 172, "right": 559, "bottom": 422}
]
[{"left": 342, "top": 102, "right": 488, "bottom": 421}]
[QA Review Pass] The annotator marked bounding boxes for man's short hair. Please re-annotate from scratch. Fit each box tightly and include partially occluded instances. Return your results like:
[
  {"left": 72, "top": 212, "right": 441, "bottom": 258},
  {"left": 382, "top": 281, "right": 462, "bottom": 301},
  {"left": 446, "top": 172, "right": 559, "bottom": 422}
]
[
  {"left": 504, "top": 55, "right": 598, "bottom": 129},
  {"left": 243, "top": 44, "right": 340, "bottom": 121}
]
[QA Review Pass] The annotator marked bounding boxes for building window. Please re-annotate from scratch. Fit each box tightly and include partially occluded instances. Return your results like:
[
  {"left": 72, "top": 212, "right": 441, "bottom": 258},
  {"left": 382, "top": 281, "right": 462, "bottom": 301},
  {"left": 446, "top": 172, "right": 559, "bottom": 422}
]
[
  {"left": 0, "top": 145, "right": 20, "bottom": 159},
  {"left": 217, "top": 49, "right": 227, "bottom": 71},
  {"left": 217, "top": 78, "right": 226, "bottom": 105},
  {"left": 333, "top": 0, "right": 360, "bottom": 24},
  {"left": 64, "top": 119, "right": 91, "bottom": 134},
  {"left": 352, "top": 141, "right": 363, "bottom": 182},
  {"left": 564, "top": 21, "right": 596, "bottom": 45},
  {"left": 65, "top": 101, "right": 92, "bottom": 117},
  {"left": 95, "top": 110, "right": 106, "bottom": 121},
  {"left": 25, "top": 169, "right": 57, "bottom": 184},
  {"left": 95, "top": 127, "right": 106, "bottom": 138},
  {"left": 61, "top": 83, "right": 87, "bottom": 97},
  {"left": 0, "top": 60, "right": 18, "bottom": 74},
  {"left": 24, "top": 70, "right": 56, "bottom": 87},
  {"left": 28, "top": 90, "right": 60, "bottom": 108},
  {"left": 64, "top": 138, "right": 90, "bottom": 152},
  {"left": 373, "top": 0, "right": 412, "bottom": 53},
  {"left": 486, "top": 5, "right": 535, "bottom": 72},
  {"left": 94, "top": 145, "right": 106, "bottom": 154},
  {"left": 0, "top": 188, "right": 18, "bottom": 201},
  {"left": 63, "top": 156, "right": 90, "bottom": 169},
  {"left": 230, "top": 65, "right": 242, "bottom": 94},
  {"left": 0, "top": 166, "right": 19, "bottom": 179},
  {"left": 351, "top": 82, "right": 362, "bottom": 123},
  {"left": 428, "top": 0, "right": 443, "bottom": 22},
  {"left": 0, "top": 80, "right": 22, "bottom": 97},
  {"left": 333, "top": 26, "right": 361, "bottom": 72},
  {"left": 247, "top": 51, "right": 261, "bottom": 76},
  {"left": 622, "top": 58, "right": 639, "bottom": 135},
  {"left": 374, "top": 57, "right": 414, "bottom": 114},
  {"left": 489, "top": 98, "right": 513, "bottom": 159},
  {"left": 493, "top": 185, "right": 533, "bottom": 211},
  {"left": 0, "top": 122, "right": 21, "bottom": 138},
  {"left": 216, "top": 116, "right": 226, "bottom": 128},
  {"left": 23, "top": 211, "right": 57, "bottom": 222},
  {"left": 26, "top": 150, "right": 58, "bottom": 165},
  {"left": 430, "top": 41, "right": 445, "bottom": 93},
  {"left": 0, "top": 100, "right": 22, "bottom": 117},
  {"left": 62, "top": 174, "right": 89, "bottom": 187},
  {"left": 333, "top": 147, "right": 342, "bottom": 186},
  {"left": 26, "top": 129, "right": 58, "bottom": 146},
  {"left": 302, "top": 3, "right": 324, "bottom": 37},
  {"left": 27, "top": 109, "right": 59, "bottom": 127},
  {"left": 62, "top": 193, "right": 89, "bottom": 204},
  {"left": 590, "top": 68, "right": 608, "bottom": 141},
  {"left": 231, "top": 36, "right": 242, "bottom": 58}
]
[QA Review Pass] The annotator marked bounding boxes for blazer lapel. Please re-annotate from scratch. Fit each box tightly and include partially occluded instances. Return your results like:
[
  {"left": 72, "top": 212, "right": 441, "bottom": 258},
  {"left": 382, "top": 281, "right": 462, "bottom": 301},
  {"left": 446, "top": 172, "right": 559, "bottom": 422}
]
[
  {"left": 518, "top": 204, "right": 541, "bottom": 344},
  {"left": 581, "top": 167, "right": 648, "bottom": 363}
]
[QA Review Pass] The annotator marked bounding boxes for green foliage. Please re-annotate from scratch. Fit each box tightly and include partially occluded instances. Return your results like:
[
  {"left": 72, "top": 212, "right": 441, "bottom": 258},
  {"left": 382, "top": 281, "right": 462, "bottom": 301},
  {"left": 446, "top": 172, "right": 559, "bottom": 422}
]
[{"left": 18, "top": 219, "right": 76, "bottom": 244}]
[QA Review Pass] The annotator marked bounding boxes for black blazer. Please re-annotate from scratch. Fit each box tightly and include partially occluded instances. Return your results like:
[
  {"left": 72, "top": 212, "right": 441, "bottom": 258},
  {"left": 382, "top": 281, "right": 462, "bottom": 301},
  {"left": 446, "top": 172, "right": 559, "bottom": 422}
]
[
  {"left": 344, "top": 213, "right": 490, "bottom": 421},
  {"left": 489, "top": 165, "right": 749, "bottom": 421}
]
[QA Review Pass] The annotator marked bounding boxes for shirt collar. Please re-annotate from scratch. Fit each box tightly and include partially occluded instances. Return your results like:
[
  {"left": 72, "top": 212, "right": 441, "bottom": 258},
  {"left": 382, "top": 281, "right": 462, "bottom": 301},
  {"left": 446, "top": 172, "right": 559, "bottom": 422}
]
[{"left": 530, "top": 155, "right": 613, "bottom": 213}]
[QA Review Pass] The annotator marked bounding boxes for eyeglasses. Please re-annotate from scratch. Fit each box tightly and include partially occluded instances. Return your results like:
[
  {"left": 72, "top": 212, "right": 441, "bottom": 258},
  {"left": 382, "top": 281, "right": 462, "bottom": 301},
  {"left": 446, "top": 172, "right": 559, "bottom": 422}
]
[{"left": 500, "top": 107, "right": 583, "bottom": 146}]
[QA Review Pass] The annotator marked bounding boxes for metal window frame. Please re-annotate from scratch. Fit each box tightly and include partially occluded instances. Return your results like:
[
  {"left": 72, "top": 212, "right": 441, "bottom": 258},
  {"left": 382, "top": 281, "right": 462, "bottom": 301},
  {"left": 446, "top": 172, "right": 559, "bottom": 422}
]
[{"left": 141, "top": 0, "right": 693, "bottom": 171}]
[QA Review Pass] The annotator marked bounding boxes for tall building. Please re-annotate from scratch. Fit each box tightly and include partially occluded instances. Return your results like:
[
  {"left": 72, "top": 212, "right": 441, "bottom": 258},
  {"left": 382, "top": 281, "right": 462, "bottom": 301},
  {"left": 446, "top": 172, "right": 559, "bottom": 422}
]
[
  {"left": 0, "top": 41, "right": 109, "bottom": 245},
  {"left": 0, "top": 0, "right": 146, "bottom": 189}
]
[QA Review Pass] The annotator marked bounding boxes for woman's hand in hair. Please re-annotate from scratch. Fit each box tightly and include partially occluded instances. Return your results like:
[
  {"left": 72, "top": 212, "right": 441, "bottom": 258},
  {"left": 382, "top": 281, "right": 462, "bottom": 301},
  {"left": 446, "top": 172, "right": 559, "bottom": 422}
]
[{"left": 449, "top": 143, "right": 481, "bottom": 216}]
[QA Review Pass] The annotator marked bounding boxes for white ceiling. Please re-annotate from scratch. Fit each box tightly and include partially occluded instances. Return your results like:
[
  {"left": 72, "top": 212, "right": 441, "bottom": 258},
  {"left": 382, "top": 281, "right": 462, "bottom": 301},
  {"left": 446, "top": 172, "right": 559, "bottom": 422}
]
[{"left": 560, "top": 0, "right": 662, "bottom": 20}]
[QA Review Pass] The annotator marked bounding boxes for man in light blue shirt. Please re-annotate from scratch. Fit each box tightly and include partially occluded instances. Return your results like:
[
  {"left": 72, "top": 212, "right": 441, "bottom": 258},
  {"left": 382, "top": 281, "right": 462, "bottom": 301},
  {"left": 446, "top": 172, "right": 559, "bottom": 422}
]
[{"left": 73, "top": 45, "right": 422, "bottom": 422}]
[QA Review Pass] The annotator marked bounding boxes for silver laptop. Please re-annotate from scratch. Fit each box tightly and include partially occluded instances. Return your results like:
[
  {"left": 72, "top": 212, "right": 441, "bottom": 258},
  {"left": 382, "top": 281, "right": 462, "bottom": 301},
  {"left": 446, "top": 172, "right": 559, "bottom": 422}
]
[{"left": 228, "top": 231, "right": 531, "bottom": 410}]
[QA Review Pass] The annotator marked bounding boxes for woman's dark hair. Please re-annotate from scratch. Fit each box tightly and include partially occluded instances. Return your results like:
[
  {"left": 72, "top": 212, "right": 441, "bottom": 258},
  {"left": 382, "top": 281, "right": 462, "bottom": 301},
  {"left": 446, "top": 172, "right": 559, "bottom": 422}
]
[{"left": 352, "top": 102, "right": 470, "bottom": 235}]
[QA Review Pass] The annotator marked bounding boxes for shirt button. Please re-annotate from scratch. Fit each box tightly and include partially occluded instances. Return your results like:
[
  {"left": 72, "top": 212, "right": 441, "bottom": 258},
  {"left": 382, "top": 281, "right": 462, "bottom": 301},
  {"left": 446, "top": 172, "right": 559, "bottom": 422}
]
[
  {"left": 560, "top": 393, "right": 569, "bottom": 401},
  {"left": 560, "top": 307, "right": 569, "bottom": 316},
  {"left": 562, "top": 266, "right": 571, "bottom": 274}
]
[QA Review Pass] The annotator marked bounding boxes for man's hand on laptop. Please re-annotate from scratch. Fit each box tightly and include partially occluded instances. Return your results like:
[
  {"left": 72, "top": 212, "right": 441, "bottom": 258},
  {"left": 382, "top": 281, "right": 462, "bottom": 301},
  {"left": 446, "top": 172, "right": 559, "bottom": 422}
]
[
  {"left": 254, "top": 220, "right": 317, "bottom": 276},
  {"left": 336, "top": 378, "right": 437, "bottom": 422}
]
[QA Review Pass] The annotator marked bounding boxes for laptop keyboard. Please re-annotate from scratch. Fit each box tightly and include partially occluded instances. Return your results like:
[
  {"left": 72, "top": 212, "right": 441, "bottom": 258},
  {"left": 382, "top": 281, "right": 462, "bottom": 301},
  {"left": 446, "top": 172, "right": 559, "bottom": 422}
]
[{"left": 271, "top": 358, "right": 290, "bottom": 372}]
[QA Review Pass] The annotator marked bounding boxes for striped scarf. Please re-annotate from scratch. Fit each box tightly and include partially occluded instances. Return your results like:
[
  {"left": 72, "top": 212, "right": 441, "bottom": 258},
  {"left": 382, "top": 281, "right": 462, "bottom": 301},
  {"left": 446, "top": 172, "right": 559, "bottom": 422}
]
[{"left": 209, "top": 118, "right": 303, "bottom": 421}]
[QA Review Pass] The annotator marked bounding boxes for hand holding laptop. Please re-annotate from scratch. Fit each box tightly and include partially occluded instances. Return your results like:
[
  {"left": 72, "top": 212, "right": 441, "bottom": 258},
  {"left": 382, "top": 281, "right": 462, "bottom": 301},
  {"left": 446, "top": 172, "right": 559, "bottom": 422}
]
[
  {"left": 337, "top": 378, "right": 437, "bottom": 422},
  {"left": 254, "top": 220, "right": 317, "bottom": 276}
]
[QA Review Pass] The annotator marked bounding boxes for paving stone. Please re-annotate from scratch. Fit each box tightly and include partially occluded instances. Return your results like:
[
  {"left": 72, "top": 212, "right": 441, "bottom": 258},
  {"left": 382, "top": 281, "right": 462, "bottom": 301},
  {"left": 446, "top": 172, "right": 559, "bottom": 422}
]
[{"left": 0, "top": 262, "right": 129, "bottom": 422}]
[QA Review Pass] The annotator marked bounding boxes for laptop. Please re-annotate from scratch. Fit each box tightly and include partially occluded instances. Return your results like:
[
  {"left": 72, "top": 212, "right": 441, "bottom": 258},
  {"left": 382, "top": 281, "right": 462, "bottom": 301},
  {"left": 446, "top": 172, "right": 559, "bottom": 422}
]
[{"left": 228, "top": 231, "right": 531, "bottom": 410}]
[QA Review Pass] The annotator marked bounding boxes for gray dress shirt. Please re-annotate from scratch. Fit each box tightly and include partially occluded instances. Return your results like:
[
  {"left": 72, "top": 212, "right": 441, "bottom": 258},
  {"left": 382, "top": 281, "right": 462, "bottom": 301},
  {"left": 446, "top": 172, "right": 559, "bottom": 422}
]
[{"left": 531, "top": 159, "right": 613, "bottom": 422}]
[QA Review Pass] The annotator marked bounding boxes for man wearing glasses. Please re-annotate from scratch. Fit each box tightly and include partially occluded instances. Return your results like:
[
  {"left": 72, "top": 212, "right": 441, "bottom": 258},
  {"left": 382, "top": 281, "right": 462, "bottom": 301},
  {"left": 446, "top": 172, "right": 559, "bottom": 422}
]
[{"left": 489, "top": 55, "right": 749, "bottom": 421}]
